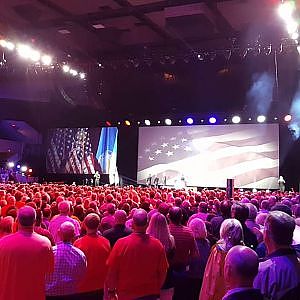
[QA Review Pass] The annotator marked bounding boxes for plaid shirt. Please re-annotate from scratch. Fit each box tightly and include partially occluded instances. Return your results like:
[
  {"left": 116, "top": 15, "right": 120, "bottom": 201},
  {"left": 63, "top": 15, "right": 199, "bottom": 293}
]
[{"left": 45, "top": 242, "right": 87, "bottom": 296}]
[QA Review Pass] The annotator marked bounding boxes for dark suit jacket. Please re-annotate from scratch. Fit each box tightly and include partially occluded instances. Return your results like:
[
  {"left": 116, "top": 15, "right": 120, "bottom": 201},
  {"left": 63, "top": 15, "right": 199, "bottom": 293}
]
[{"left": 223, "top": 288, "right": 265, "bottom": 300}]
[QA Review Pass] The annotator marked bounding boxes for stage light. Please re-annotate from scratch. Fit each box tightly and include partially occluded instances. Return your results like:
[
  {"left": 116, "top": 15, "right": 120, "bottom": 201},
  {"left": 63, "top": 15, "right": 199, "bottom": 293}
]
[
  {"left": 30, "top": 49, "right": 40, "bottom": 62},
  {"left": 257, "top": 115, "right": 266, "bottom": 123},
  {"left": 248, "top": 117, "right": 252, "bottom": 121},
  {"left": 16, "top": 164, "right": 20, "bottom": 169},
  {"left": 201, "top": 119, "right": 204, "bottom": 123},
  {"left": 286, "top": 19, "right": 298, "bottom": 34},
  {"left": 41, "top": 55, "right": 52, "bottom": 65},
  {"left": 178, "top": 120, "right": 182, "bottom": 123},
  {"left": 20, "top": 166, "right": 28, "bottom": 172},
  {"left": 17, "top": 44, "right": 32, "bottom": 59},
  {"left": 209, "top": 117, "right": 217, "bottom": 124},
  {"left": 224, "top": 118, "right": 227, "bottom": 122},
  {"left": 0, "top": 40, "right": 15, "bottom": 50},
  {"left": 144, "top": 119, "right": 151, "bottom": 126},
  {"left": 278, "top": 2, "right": 295, "bottom": 20},
  {"left": 79, "top": 73, "right": 86, "bottom": 79},
  {"left": 158, "top": 121, "right": 161, "bottom": 124},
  {"left": 274, "top": 117, "right": 278, "bottom": 120},
  {"left": 70, "top": 69, "right": 78, "bottom": 76},
  {"left": 232, "top": 116, "right": 241, "bottom": 124},
  {"left": 62, "top": 65, "right": 70, "bottom": 72},
  {"left": 105, "top": 121, "right": 112, "bottom": 126},
  {"left": 165, "top": 118, "right": 172, "bottom": 125},
  {"left": 7, "top": 162, "right": 14, "bottom": 168},
  {"left": 125, "top": 120, "right": 131, "bottom": 126},
  {"left": 292, "top": 32, "right": 299, "bottom": 40},
  {"left": 284, "top": 114, "right": 292, "bottom": 122},
  {"left": 28, "top": 168, "right": 33, "bottom": 173},
  {"left": 186, "top": 117, "right": 194, "bottom": 125}
]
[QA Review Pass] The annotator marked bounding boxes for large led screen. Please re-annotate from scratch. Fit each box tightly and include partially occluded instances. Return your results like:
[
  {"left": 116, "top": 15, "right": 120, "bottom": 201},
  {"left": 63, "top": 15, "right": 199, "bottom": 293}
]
[
  {"left": 137, "top": 124, "right": 279, "bottom": 189},
  {"left": 47, "top": 127, "right": 118, "bottom": 174}
]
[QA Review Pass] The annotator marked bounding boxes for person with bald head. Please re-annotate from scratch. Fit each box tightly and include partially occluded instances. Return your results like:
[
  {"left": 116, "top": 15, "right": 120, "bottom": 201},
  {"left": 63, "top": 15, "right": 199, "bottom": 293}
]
[
  {"left": 49, "top": 201, "right": 80, "bottom": 244},
  {"left": 74, "top": 213, "right": 111, "bottom": 299},
  {"left": 106, "top": 208, "right": 168, "bottom": 300},
  {"left": 103, "top": 209, "right": 132, "bottom": 247},
  {"left": 0, "top": 206, "right": 54, "bottom": 300},
  {"left": 46, "top": 221, "right": 87, "bottom": 299},
  {"left": 223, "top": 246, "right": 263, "bottom": 300}
]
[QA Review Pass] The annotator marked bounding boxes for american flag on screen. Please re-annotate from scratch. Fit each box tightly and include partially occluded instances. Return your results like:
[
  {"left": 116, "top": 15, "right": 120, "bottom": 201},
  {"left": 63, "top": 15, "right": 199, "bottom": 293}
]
[
  {"left": 47, "top": 128, "right": 95, "bottom": 174},
  {"left": 137, "top": 124, "right": 279, "bottom": 189}
]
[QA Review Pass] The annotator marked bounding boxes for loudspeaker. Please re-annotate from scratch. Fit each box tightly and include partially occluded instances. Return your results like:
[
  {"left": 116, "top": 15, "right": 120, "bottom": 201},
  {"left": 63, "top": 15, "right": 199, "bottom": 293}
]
[{"left": 226, "top": 179, "right": 234, "bottom": 199}]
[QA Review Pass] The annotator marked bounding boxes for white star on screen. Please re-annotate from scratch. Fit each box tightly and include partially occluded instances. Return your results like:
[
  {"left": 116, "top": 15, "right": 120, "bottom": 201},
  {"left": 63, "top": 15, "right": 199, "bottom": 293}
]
[
  {"left": 149, "top": 156, "right": 154, "bottom": 161},
  {"left": 155, "top": 149, "right": 162, "bottom": 155},
  {"left": 172, "top": 145, "right": 180, "bottom": 149},
  {"left": 181, "top": 138, "right": 187, "bottom": 143},
  {"left": 166, "top": 151, "right": 174, "bottom": 156},
  {"left": 184, "top": 146, "right": 192, "bottom": 151},
  {"left": 161, "top": 143, "right": 168, "bottom": 148}
]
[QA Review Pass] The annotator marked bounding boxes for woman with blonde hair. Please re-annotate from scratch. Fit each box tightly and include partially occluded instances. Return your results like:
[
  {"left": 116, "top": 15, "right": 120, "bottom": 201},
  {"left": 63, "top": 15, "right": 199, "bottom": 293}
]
[
  {"left": 199, "top": 218, "right": 244, "bottom": 300},
  {"left": 147, "top": 212, "right": 175, "bottom": 300}
]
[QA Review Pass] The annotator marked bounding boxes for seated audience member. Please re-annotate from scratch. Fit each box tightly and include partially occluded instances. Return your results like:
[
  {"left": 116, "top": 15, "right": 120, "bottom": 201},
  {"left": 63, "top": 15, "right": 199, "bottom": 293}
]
[
  {"left": 0, "top": 216, "right": 14, "bottom": 238},
  {"left": 74, "top": 213, "right": 110, "bottom": 299},
  {"left": 103, "top": 210, "right": 132, "bottom": 247},
  {"left": 223, "top": 246, "right": 264, "bottom": 300},
  {"left": 254, "top": 211, "right": 300, "bottom": 300},
  {"left": 46, "top": 222, "right": 87, "bottom": 299},
  {"left": 0, "top": 206, "right": 54, "bottom": 300},
  {"left": 187, "top": 218, "right": 211, "bottom": 300},
  {"left": 199, "top": 218, "right": 244, "bottom": 300},
  {"left": 231, "top": 203, "right": 258, "bottom": 250},
  {"left": 147, "top": 212, "right": 176, "bottom": 300},
  {"left": 49, "top": 201, "right": 80, "bottom": 244},
  {"left": 106, "top": 209, "right": 168, "bottom": 300}
]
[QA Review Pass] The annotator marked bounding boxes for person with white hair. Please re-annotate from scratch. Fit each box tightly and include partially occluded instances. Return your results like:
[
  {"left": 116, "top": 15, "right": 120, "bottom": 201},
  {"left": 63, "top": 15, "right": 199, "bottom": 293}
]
[
  {"left": 199, "top": 219, "right": 244, "bottom": 300},
  {"left": 46, "top": 221, "right": 87, "bottom": 299},
  {"left": 49, "top": 201, "right": 80, "bottom": 244}
]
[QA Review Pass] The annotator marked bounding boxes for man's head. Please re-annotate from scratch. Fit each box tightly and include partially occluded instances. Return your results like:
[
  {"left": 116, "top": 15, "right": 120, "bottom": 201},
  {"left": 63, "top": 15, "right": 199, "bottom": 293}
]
[
  {"left": 114, "top": 210, "right": 127, "bottom": 225},
  {"left": 132, "top": 209, "right": 148, "bottom": 232},
  {"left": 84, "top": 213, "right": 100, "bottom": 233},
  {"left": 59, "top": 221, "right": 75, "bottom": 242},
  {"left": 17, "top": 206, "right": 36, "bottom": 228},
  {"left": 58, "top": 201, "right": 70, "bottom": 215},
  {"left": 168, "top": 207, "right": 182, "bottom": 225},
  {"left": 224, "top": 245, "right": 259, "bottom": 289},
  {"left": 231, "top": 203, "right": 249, "bottom": 224},
  {"left": 264, "top": 211, "right": 295, "bottom": 253}
]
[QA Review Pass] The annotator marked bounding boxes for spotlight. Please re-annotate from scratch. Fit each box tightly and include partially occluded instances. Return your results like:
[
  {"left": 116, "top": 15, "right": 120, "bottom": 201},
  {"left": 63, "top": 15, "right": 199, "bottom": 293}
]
[
  {"left": 158, "top": 121, "right": 161, "bottom": 124},
  {"left": 224, "top": 118, "right": 227, "bottom": 122},
  {"left": 70, "top": 69, "right": 78, "bottom": 76},
  {"left": 125, "top": 120, "right": 131, "bottom": 126},
  {"left": 278, "top": 2, "right": 295, "bottom": 20},
  {"left": 16, "top": 164, "right": 21, "bottom": 169},
  {"left": 165, "top": 118, "right": 172, "bottom": 126},
  {"left": 257, "top": 115, "right": 266, "bottom": 123},
  {"left": 30, "top": 50, "right": 40, "bottom": 62},
  {"left": 286, "top": 19, "right": 298, "bottom": 35},
  {"left": 284, "top": 114, "right": 292, "bottom": 122},
  {"left": 105, "top": 121, "right": 112, "bottom": 126},
  {"left": 0, "top": 40, "right": 15, "bottom": 50},
  {"left": 274, "top": 117, "right": 278, "bottom": 120},
  {"left": 209, "top": 117, "right": 217, "bottom": 124},
  {"left": 28, "top": 169, "right": 33, "bottom": 173},
  {"left": 63, "top": 65, "right": 70, "bottom": 72},
  {"left": 7, "top": 162, "right": 14, "bottom": 168},
  {"left": 232, "top": 116, "right": 241, "bottom": 124},
  {"left": 144, "top": 119, "right": 151, "bottom": 126},
  {"left": 41, "top": 55, "right": 52, "bottom": 65},
  {"left": 17, "top": 44, "right": 32, "bottom": 59},
  {"left": 248, "top": 117, "right": 252, "bottom": 121},
  {"left": 79, "top": 73, "right": 86, "bottom": 79},
  {"left": 292, "top": 32, "right": 299, "bottom": 40},
  {"left": 20, "top": 166, "right": 28, "bottom": 172},
  {"left": 186, "top": 117, "right": 194, "bottom": 125}
]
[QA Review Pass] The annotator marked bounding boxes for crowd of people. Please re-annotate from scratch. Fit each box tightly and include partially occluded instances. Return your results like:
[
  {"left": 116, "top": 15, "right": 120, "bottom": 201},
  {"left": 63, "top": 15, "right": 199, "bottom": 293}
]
[{"left": 0, "top": 183, "right": 299, "bottom": 300}]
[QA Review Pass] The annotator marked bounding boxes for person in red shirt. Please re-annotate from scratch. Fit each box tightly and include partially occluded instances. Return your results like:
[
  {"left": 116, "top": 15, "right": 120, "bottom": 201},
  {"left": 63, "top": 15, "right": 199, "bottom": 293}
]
[
  {"left": 74, "top": 213, "right": 111, "bottom": 299},
  {"left": 106, "top": 208, "right": 168, "bottom": 300}
]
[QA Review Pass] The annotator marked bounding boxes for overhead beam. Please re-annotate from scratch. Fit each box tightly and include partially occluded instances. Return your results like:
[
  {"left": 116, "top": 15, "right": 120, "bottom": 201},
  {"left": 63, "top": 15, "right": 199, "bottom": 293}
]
[{"left": 30, "top": 0, "right": 233, "bottom": 29}]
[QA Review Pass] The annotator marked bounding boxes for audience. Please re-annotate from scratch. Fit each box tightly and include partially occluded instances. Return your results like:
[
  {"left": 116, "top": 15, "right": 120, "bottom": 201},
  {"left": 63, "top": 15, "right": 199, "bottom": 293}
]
[
  {"left": 106, "top": 209, "right": 168, "bottom": 300},
  {"left": 46, "top": 222, "right": 87, "bottom": 299},
  {"left": 223, "top": 245, "right": 263, "bottom": 300},
  {"left": 0, "top": 206, "right": 54, "bottom": 300},
  {"left": 0, "top": 182, "right": 299, "bottom": 299}
]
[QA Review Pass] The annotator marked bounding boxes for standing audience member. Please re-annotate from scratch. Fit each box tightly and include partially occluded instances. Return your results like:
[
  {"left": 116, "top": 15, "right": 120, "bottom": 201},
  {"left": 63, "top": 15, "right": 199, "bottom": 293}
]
[
  {"left": 254, "top": 211, "right": 300, "bottom": 300},
  {"left": 187, "top": 218, "right": 211, "bottom": 300},
  {"left": 49, "top": 201, "right": 80, "bottom": 244},
  {"left": 168, "top": 207, "right": 198, "bottom": 300},
  {"left": 46, "top": 222, "right": 87, "bottom": 299},
  {"left": 223, "top": 246, "right": 264, "bottom": 300},
  {"left": 147, "top": 212, "right": 176, "bottom": 300},
  {"left": 106, "top": 209, "right": 168, "bottom": 300},
  {"left": 0, "top": 206, "right": 54, "bottom": 300},
  {"left": 103, "top": 210, "right": 132, "bottom": 247},
  {"left": 199, "top": 218, "right": 244, "bottom": 300},
  {"left": 0, "top": 216, "right": 14, "bottom": 238},
  {"left": 74, "top": 213, "right": 111, "bottom": 299}
]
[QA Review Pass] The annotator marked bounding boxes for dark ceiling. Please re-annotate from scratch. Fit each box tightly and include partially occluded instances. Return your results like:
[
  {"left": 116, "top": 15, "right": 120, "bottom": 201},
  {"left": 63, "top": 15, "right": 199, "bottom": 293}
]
[{"left": 0, "top": 0, "right": 299, "bottom": 129}]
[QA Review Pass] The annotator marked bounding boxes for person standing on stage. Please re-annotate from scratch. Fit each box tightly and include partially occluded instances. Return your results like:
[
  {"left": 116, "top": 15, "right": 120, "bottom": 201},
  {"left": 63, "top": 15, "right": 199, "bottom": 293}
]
[
  {"left": 94, "top": 171, "right": 100, "bottom": 186},
  {"left": 278, "top": 176, "right": 286, "bottom": 192}
]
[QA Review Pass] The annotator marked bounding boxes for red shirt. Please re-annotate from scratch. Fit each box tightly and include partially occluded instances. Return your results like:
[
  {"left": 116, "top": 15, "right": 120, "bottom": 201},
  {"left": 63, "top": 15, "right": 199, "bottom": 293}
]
[
  {"left": 107, "top": 233, "right": 168, "bottom": 300},
  {"left": 0, "top": 231, "right": 54, "bottom": 300},
  {"left": 74, "top": 234, "right": 111, "bottom": 292}
]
